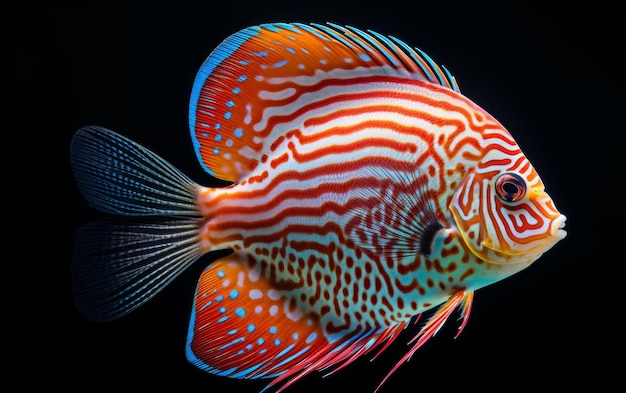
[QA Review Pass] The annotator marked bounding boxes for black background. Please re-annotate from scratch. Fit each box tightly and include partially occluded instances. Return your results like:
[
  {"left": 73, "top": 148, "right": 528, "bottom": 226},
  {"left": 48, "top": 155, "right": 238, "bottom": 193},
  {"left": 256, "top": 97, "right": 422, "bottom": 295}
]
[{"left": 10, "top": 2, "right": 620, "bottom": 391}]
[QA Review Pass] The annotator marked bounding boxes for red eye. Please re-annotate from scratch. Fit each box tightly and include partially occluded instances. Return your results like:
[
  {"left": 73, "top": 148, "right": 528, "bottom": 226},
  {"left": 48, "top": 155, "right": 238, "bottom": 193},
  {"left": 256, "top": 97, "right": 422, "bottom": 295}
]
[{"left": 495, "top": 173, "right": 526, "bottom": 202}]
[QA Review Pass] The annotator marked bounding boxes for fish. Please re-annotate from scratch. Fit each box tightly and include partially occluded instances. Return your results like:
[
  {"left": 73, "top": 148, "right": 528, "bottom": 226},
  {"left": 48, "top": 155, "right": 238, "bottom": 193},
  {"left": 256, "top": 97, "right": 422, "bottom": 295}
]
[{"left": 69, "top": 22, "right": 567, "bottom": 392}]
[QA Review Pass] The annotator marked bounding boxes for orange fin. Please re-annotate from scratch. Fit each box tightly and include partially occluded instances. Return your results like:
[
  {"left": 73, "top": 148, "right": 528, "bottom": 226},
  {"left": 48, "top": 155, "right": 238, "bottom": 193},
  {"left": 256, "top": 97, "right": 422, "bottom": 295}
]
[
  {"left": 188, "top": 22, "right": 459, "bottom": 182},
  {"left": 186, "top": 253, "right": 328, "bottom": 381}
]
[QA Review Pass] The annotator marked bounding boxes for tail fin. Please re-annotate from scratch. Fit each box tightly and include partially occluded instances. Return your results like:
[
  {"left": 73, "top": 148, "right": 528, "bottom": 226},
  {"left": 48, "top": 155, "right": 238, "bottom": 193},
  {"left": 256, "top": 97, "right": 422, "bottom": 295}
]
[
  {"left": 70, "top": 126, "right": 198, "bottom": 216},
  {"left": 70, "top": 126, "right": 204, "bottom": 322}
]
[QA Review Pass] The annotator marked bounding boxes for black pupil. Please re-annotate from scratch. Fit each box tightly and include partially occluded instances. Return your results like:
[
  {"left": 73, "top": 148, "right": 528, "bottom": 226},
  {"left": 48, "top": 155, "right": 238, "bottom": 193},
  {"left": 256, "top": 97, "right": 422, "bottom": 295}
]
[{"left": 502, "top": 182, "right": 519, "bottom": 195}]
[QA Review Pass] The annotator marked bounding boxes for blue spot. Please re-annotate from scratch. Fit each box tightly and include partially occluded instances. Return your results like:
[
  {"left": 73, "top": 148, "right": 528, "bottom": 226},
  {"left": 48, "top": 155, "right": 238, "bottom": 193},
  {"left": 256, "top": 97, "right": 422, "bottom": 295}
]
[
  {"left": 277, "top": 343, "right": 295, "bottom": 359},
  {"left": 246, "top": 344, "right": 253, "bottom": 350},
  {"left": 215, "top": 134, "right": 222, "bottom": 142},
  {"left": 224, "top": 111, "right": 232, "bottom": 120},
  {"left": 239, "top": 60, "right": 250, "bottom": 65},
  {"left": 229, "top": 289, "right": 239, "bottom": 299},
  {"left": 274, "top": 338, "right": 281, "bottom": 346},
  {"left": 219, "top": 337, "right": 244, "bottom": 350},
  {"left": 201, "top": 132, "right": 209, "bottom": 137},
  {"left": 216, "top": 295, "right": 224, "bottom": 302},
  {"left": 231, "top": 363, "right": 263, "bottom": 378},
  {"left": 262, "top": 24, "right": 282, "bottom": 33},
  {"left": 358, "top": 53, "right": 372, "bottom": 62},
  {"left": 228, "top": 329, "right": 237, "bottom": 335},
  {"left": 234, "top": 128, "right": 243, "bottom": 138},
  {"left": 234, "top": 307, "right": 246, "bottom": 317},
  {"left": 269, "top": 326, "right": 277, "bottom": 334},
  {"left": 213, "top": 147, "right": 219, "bottom": 155},
  {"left": 218, "top": 316, "right": 228, "bottom": 323},
  {"left": 292, "top": 333, "right": 299, "bottom": 340},
  {"left": 306, "top": 332, "right": 317, "bottom": 344},
  {"left": 217, "top": 270, "right": 225, "bottom": 278},
  {"left": 226, "top": 139, "right": 233, "bottom": 147},
  {"left": 219, "top": 307, "right": 226, "bottom": 314},
  {"left": 257, "top": 338, "right": 264, "bottom": 345},
  {"left": 215, "top": 367, "right": 237, "bottom": 377},
  {"left": 252, "top": 51, "right": 268, "bottom": 57},
  {"left": 200, "top": 122, "right": 211, "bottom": 128},
  {"left": 247, "top": 324, "right": 256, "bottom": 333},
  {"left": 226, "top": 100, "right": 235, "bottom": 107},
  {"left": 232, "top": 87, "right": 241, "bottom": 94},
  {"left": 295, "top": 24, "right": 330, "bottom": 42},
  {"left": 259, "top": 349, "right": 267, "bottom": 354},
  {"left": 275, "top": 347, "right": 310, "bottom": 368},
  {"left": 273, "top": 59, "right": 288, "bottom": 68},
  {"left": 365, "top": 337, "right": 377, "bottom": 348},
  {"left": 286, "top": 47, "right": 296, "bottom": 54},
  {"left": 278, "top": 24, "right": 303, "bottom": 34},
  {"left": 237, "top": 75, "right": 248, "bottom": 82},
  {"left": 215, "top": 123, "right": 221, "bottom": 130},
  {"left": 301, "top": 47, "right": 310, "bottom": 54}
]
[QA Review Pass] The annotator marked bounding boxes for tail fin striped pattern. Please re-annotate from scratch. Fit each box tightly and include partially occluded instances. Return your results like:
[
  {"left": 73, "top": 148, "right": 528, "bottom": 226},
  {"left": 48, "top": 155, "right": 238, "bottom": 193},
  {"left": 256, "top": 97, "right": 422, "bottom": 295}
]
[{"left": 70, "top": 126, "right": 204, "bottom": 321}]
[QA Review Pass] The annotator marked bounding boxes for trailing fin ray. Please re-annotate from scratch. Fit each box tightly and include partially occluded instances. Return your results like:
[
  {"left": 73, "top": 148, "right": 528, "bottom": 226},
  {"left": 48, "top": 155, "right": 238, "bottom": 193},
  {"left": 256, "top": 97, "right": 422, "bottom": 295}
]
[{"left": 375, "top": 291, "right": 474, "bottom": 393}]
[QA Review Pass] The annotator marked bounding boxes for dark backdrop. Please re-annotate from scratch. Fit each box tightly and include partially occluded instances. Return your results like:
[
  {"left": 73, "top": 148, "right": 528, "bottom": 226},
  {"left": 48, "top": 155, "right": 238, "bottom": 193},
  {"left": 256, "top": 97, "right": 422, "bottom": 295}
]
[{"left": 10, "top": 2, "right": 619, "bottom": 391}]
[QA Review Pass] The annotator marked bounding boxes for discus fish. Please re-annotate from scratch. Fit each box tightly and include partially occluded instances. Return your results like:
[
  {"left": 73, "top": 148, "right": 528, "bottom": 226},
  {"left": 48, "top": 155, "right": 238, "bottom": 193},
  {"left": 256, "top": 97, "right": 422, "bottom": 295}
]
[{"left": 70, "top": 22, "right": 567, "bottom": 392}]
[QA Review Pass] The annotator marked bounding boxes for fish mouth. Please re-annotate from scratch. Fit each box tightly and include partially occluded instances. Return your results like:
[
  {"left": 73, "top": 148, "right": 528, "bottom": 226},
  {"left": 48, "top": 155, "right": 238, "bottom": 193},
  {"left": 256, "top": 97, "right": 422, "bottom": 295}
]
[
  {"left": 475, "top": 213, "right": 567, "bottom": 264},
  {"left": 551, "top": 214, "right": 567, "bottom": 240}
]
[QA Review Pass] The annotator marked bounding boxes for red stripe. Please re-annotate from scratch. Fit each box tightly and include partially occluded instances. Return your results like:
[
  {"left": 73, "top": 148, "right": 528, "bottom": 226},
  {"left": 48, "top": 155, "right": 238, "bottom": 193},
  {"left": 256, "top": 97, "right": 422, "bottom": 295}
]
[
  {"left": 206, "top": 157, "right": 418, "bottom": 215},
  {"left": 260, "top": 79, "right": 491, "bottom": 138}
]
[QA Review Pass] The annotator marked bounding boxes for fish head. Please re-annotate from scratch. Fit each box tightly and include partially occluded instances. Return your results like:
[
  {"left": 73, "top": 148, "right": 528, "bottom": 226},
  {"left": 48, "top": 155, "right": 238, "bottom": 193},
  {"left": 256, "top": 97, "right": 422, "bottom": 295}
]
[{"left": 449, "top": 150, "right": 566, "bottom": 266}]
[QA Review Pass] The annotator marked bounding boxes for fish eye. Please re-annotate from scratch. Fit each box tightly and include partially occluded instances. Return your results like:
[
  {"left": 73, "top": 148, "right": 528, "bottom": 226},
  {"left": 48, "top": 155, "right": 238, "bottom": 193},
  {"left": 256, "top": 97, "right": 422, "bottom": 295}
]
[{"left": 495, "top": 173, "right": 526, "bottom": 202}]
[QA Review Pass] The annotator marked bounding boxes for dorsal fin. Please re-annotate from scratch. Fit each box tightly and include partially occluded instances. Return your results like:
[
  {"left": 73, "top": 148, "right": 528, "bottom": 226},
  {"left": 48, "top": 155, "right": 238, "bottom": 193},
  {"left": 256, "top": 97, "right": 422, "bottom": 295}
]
[{"left": 188, "top": 22, "right": 459, "bottom": 182}]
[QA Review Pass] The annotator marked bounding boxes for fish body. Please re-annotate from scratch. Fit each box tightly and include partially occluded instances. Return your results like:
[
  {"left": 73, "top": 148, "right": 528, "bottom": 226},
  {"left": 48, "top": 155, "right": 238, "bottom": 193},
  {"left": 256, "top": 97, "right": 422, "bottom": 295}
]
[{"left": 70, "top": 23, "right": 566, "bottom": 392}]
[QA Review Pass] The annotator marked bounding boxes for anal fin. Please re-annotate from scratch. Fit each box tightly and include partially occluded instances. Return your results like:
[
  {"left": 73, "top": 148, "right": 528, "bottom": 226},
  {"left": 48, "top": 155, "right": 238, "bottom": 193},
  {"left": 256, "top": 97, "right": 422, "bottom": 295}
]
[{"left": 186, "top": 253, "right": 327, "bottom": 381}]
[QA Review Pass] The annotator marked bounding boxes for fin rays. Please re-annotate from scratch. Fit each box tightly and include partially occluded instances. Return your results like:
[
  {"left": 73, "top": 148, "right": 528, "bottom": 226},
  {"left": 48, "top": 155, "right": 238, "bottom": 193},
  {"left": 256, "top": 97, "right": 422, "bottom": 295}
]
[
  {"left": 70, "top": 126, "right": 199, "bottom": 217},
  {"left": 69, "top": 126, "right": 205, "bottom": 322},
  {"left": 72, "top": 218, "right": 203, "bottom": 322}
]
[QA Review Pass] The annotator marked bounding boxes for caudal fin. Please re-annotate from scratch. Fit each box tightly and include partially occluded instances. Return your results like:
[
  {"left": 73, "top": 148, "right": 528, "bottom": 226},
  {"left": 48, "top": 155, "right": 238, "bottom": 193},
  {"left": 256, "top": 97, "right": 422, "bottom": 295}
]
[
  {"left": 70, "top": 126, "right": 204, "bottom": 322},
  {"left": 70, "top": 126, "right": 198, "bottom": 216}
]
